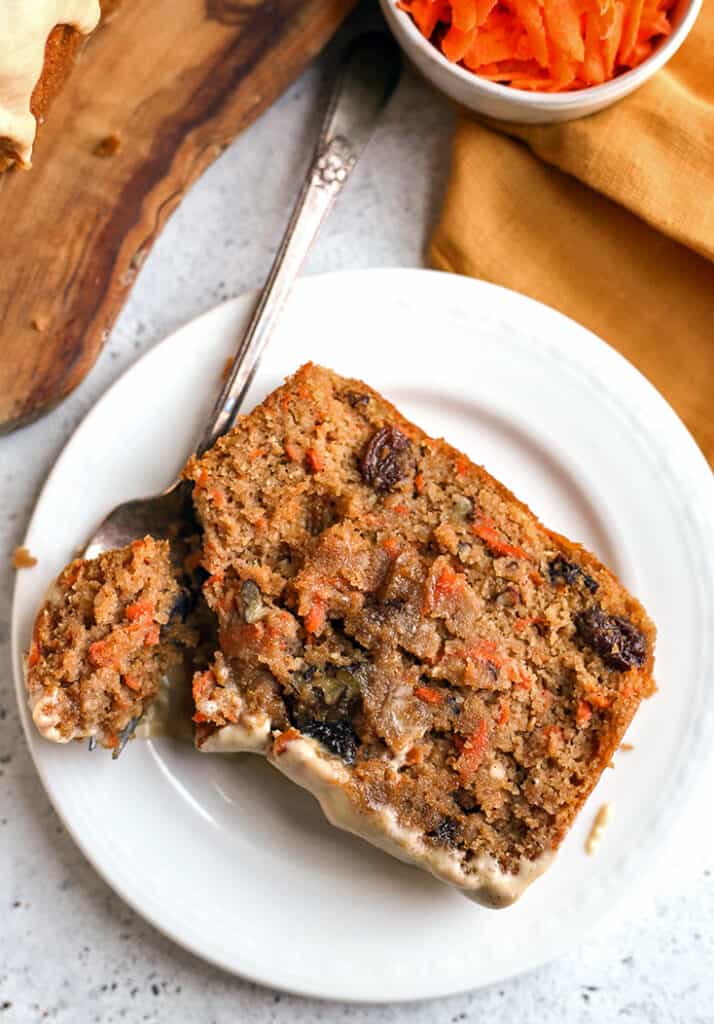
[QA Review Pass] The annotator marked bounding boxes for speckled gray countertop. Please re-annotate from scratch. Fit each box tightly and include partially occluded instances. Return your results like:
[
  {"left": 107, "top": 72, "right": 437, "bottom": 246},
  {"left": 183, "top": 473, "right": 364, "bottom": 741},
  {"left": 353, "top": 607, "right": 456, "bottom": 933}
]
[{"left": 1, "top": 5, "right": 712, "bottom": 1022}]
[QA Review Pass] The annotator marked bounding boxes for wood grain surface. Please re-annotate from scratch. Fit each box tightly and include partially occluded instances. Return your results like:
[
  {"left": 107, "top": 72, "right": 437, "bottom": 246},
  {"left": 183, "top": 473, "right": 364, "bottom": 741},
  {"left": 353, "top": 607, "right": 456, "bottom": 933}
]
[{"left": 0, "top": 0, "right": 357, "bottom": 433}]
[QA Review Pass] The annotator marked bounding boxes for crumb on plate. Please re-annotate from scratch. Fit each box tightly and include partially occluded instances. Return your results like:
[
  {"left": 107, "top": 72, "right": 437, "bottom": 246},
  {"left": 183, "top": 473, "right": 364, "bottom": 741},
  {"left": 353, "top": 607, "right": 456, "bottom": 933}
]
[
  {"left": 13, "top": 546, "right": 38, "bottom": 569},
  {"left": 585, "top": 802, "right": 613, "bottom": 856}
]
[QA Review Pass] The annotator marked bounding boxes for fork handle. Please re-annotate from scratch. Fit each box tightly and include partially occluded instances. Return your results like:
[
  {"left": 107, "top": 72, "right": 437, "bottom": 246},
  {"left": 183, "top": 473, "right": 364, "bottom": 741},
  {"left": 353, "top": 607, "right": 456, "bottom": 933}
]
[{"left": 194, "top": 32, "right": 400, "bottom": 457}]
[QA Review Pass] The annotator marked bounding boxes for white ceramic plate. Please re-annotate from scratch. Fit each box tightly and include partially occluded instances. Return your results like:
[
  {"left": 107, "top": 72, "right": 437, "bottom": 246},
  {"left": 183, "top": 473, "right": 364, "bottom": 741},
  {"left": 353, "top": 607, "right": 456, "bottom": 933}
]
[{"left": 12, "top": 269, "right": 714, "bottom": 1002}]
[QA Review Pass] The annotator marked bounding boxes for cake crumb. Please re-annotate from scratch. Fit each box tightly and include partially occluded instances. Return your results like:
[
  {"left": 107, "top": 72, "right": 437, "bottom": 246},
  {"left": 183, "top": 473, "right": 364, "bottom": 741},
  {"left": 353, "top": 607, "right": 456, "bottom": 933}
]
[
  {"left": 619, "top": 743, "right": 634, "bottom": 752},
  {"left": 12, "top": 546, "right": 38, "bottom": 569},
  {"left": 221, "top": 356, "right": 233, "bottom": 381},
  {"left": 585, "top": 802, "right": 613, "bottom": 856},
  {"left": 94, "top": 132, "right": 122, "bottom": 158},
  {"left": 31, "top": 315, "right": 49, "bottom": 332}
]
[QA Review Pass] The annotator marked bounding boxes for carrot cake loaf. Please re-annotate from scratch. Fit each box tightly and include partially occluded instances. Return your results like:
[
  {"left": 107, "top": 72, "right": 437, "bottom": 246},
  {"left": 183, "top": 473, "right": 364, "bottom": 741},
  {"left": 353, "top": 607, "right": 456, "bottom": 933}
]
[
  {"left": 26, "top": 536, "right": 193, "bottom": 753},
  {"left": 185, "top": 363, "right": 656, "bottom": 906},
  {"left": 0, "top": 0, "right": 119, "bottom": 171}
]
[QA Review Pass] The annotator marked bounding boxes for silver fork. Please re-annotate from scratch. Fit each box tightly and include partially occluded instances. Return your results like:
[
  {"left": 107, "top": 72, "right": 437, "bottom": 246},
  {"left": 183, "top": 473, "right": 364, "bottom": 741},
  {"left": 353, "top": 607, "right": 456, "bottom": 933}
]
[{"left": 80, "top": 32, "right": 401, "bottom": 756}]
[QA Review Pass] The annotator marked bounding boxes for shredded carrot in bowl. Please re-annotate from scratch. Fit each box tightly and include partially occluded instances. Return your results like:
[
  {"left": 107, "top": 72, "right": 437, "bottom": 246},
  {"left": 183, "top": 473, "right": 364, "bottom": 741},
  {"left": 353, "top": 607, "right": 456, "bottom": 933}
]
[{"left": 397, "top": 0, "right": 675, "bottom": 91}]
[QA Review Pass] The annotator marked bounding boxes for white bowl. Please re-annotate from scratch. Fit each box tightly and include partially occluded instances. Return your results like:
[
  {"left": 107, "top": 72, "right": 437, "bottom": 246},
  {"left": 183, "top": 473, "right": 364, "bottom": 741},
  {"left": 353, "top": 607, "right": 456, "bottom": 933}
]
[{"left": 379, "top": 0, "right": 702, "bottom": 123}]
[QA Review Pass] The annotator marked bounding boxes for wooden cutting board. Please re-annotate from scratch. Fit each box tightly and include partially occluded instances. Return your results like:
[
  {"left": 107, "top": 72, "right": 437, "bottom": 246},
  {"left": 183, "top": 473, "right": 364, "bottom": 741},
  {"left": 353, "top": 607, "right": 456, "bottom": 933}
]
[{"left": 0, "top": 0, "right": 358, "bottom": 434}]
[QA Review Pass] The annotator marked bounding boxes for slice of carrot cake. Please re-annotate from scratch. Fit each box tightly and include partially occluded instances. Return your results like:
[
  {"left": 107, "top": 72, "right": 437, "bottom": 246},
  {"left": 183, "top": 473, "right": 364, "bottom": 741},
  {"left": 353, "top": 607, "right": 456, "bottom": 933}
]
[
  {"left": 184, "top": 363, "right": 656, "bottom": 907},
  {"left": 26, "top": 536, "right": 192, "bottom": 752}
]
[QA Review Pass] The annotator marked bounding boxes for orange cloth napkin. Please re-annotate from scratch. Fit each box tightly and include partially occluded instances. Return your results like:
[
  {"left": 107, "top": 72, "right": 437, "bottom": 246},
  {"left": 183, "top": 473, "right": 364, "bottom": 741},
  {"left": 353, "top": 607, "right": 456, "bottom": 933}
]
[{"left": 429, "top": 4, "right": 714, "bottom": 465}]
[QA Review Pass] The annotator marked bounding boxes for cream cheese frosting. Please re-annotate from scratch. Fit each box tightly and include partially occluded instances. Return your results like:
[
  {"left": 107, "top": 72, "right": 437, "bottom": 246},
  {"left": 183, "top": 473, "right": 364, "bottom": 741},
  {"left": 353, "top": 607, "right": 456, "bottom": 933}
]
[
  {"left": 200, "top": 720, "right": 555, "bottom": 908},
  {"left": 0, "top": 0, "right": 100, "bottom": 167}
]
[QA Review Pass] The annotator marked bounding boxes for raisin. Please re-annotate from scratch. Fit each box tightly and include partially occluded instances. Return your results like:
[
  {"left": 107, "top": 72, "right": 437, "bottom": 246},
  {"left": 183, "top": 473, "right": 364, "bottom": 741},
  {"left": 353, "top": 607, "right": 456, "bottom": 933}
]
[
  {"left": 359, "top": 425, "right": 413, "bottom": 492},
  {"left": 427, "top": 817, "right": 458, "bottom": 846},
  {"left": 344, "top": 390, "right": 370, "bottom": 407},
  {"left": 302, "top": 719, "right": 359, "bottom": 764},
  {"left": 549, "top": 555, "right": 598, "bottom": 593},
  {"left": 575, "top": 607, "right": 647, "bottom": 671}
]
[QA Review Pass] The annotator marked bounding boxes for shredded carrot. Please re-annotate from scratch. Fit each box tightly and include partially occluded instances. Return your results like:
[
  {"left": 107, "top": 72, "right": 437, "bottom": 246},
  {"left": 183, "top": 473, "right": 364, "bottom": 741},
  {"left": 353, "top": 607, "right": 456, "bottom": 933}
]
[
  {"left": 454, "top": 455, "right": 468, "bottom": 476},
  {"left": 193, "top": 468, "right": 208, "bottom": 490},
  {"left": 456, "top": 720, "right": 489, "bottom": 779},
  {"left": 123, "top": 674, "right": 141, "bottom": 693},
  {"left": 424, "top": 562, "right": 459, "bottom": 613},
  {"left": 576, "top": 700, "right": 593, "bottom": 726},
  {"left": 382, "top": 537, "right": 400, "bottom": 557},
  {"left": 497, "top": 699, "right": 510, "bottom": 726},
  {"left": 284, "top": 442, "right": 300, "bottom": 462},
  {"left": 415, "top": 685, "right": 443, "bottom": 705},
  {"left": 304, "top": 599, "right": 326, "bottom": 635},
  {"left": 208, "top": 486, "right": 225, "bottom": 507},
  {"left": 414, "top": 471, "right": 425, "bottom": 495},
  {"left": 88, "top": 639, "right": 113, "bottom": 668},
  {"left": 471, "top": 517, "right": 530, "bottom": 560},
  {"left": 305, "top": 448, "right": 324, "bottom": 473},
  {"left": 514, "top": 615, "right": 546, "bottom": 633},
  {"left": 248, "top": 448, "right": 266, "bottom": 463},
  {"left": 274, "top": 728, "right": 300, "bottom": 756},
  {"left": 397, "top": 0, "right": 670, "bottom": 90},
  {"left": 126, "top": 600, "right": 154, "bottom": 623},
  {"left": 435, "top": 564, "right": 458, "bottom": 597},
  {"left": 393, "top": 504, "right": 409, "bottom": 516},
  {"left": 105, "top": 734, "right": 119, "bottom": 749},
  {"left": 28, "top": 642, "right": 40, "bottom": 669},
  {"left": 461, "top": 638, "right": 530, "bottom": 689},
  {"left": 585, "top": 688, "right": 612, "bottom": 709}
]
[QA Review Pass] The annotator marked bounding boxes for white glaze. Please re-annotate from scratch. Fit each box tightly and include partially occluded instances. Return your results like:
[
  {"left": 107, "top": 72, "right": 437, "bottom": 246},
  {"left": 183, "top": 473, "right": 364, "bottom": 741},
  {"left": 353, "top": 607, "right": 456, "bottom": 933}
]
[
  {"left": 0, "top": 0, "right": 100, "bottom": 167},
  {"left": 271, "top": 735, "right": 554, "bottom": 908},
  {"left": 203, "top": 721, "right": 554, "bottom": 908},
  {"left": 30, "top": 685, "right": 73, "bottom": 742},
  {"left": 199, "top": 716, "right": 271, "bottom": 754}
]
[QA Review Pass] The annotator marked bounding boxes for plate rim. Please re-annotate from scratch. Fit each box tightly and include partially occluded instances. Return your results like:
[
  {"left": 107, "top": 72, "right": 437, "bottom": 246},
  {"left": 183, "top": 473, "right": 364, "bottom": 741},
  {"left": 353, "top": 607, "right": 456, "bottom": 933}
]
[{"left": 12, "top": 267, "right": 714, "bottom": 1002}]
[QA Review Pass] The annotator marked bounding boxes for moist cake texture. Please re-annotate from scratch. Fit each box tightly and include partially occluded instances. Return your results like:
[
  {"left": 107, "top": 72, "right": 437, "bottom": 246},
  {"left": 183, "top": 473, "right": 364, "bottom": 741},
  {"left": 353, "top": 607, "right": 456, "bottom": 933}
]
[
  {"left": 185, "top": 363, "right": 656, "bottom": 905},
  {"left": 27, "top": 537, "right": 193, "bottom": 751}
]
